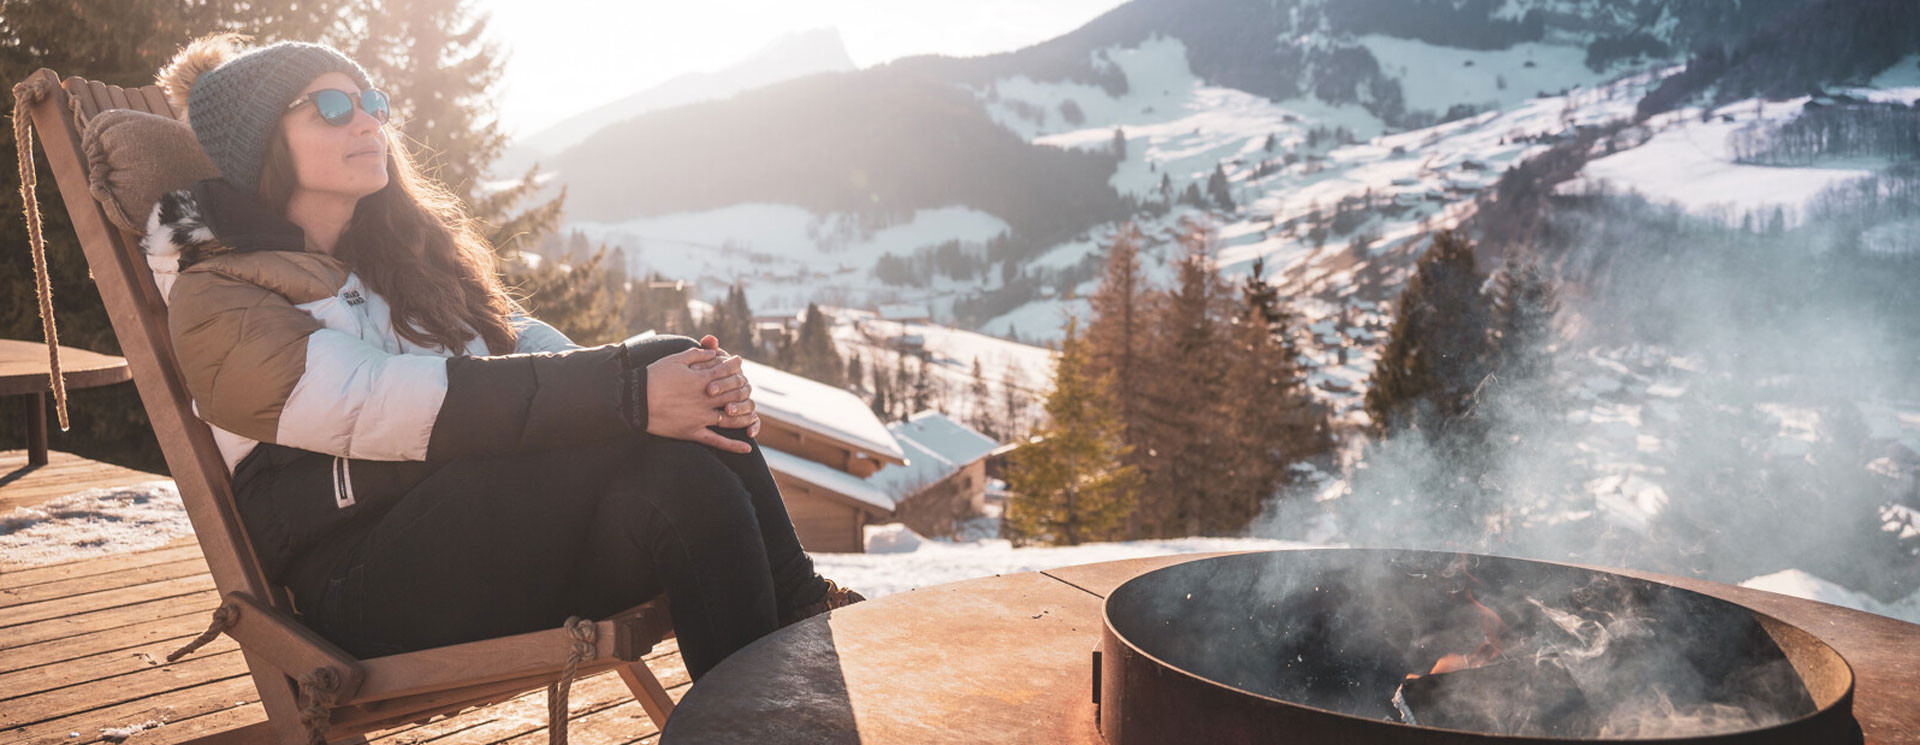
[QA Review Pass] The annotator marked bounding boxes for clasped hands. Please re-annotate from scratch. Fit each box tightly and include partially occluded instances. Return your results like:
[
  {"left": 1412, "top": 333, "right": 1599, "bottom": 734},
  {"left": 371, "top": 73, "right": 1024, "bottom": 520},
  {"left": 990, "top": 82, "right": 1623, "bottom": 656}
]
[{"left": 645, "top": 335, "right": 761, "bottom": 454}]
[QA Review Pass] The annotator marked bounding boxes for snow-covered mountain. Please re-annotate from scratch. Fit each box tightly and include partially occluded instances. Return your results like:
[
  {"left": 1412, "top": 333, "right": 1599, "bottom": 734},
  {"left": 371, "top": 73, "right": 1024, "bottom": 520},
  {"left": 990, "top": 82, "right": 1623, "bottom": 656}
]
[
  {"left": 495, "top": 27, "right": 856, "bottom": 177},
  {"left": 546, "top": 0, "right": 1913, "bottom": 324},
  {"left": 537, "top": 0, "right": 1920, "bottom": 614}
]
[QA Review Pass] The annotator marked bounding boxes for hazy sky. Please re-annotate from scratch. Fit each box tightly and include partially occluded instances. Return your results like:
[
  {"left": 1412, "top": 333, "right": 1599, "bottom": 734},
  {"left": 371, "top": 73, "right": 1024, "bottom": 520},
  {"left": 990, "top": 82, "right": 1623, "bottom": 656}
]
[{"left": 477, "top": 0, "right": 1129, "bottom": 140}]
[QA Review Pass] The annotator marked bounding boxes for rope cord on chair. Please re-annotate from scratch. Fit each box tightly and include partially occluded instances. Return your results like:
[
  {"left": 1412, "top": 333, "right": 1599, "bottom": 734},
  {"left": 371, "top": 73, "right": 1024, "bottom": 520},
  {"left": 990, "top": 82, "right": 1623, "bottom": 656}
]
[
  {"left": 167, "top": 600, "right": 239, "bottom": 663},
  {"left": 9, "top": 75, "right": 70, "bottom": 432},
  {"left": 546, "top": 616, "right": 598, "bottom": 745},
  {"left": 296, "top": 666, "right": 343, "bottom": 745}
]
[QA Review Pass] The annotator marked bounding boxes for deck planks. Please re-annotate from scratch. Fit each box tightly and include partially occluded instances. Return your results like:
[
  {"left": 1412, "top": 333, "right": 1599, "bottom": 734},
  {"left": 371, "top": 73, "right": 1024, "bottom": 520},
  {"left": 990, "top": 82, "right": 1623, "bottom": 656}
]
[
  {"left": 2, "top": 451, "right": 688, "bottom": 745},
  {"left": 0, "top": 449, "right": 168, "bottom": 515}
]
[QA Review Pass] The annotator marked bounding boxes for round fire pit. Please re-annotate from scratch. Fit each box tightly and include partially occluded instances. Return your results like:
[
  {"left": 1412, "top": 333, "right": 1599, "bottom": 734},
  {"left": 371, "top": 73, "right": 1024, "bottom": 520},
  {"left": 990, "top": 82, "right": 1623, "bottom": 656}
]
[{"left": 1096, "top": 550, "right": 1858, "bottom": 744}]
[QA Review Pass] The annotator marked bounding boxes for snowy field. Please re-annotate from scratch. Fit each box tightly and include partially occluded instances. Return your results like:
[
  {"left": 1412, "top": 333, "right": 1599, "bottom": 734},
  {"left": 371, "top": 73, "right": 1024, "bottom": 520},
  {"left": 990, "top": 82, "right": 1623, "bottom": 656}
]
[
  {"left": 1556, "top": 98, "right": 1881, "bottom": 224},
  {"left": 828, "top": 308, "right": 1057, "bottom": 429}
]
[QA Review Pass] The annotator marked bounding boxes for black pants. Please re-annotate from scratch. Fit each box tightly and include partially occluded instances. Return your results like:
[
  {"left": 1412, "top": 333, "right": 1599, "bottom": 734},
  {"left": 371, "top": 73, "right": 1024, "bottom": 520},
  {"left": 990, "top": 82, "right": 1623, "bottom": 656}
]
[{"left": 239, "top": 335, "right": 824, "bottom": 680}]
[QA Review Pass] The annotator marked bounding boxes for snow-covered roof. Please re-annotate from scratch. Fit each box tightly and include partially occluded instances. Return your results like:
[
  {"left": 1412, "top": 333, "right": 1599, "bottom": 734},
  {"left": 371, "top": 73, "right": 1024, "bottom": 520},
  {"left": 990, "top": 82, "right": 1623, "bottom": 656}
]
[
  {"left": 762, "top": 446, "right": 894, "bottom": 514},
  {"left": 743, "top": 358, "right": 907, "bottom": 463},
  {"left": 870, "top": 411, "right": 999, "bottom": 501}
]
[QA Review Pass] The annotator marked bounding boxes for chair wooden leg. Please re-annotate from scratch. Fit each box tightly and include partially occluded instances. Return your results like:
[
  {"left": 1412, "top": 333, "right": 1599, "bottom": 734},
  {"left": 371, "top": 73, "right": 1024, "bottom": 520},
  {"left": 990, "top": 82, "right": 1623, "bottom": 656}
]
[{"left": 617, "top": 660, "right": 676, "bottom": 731}]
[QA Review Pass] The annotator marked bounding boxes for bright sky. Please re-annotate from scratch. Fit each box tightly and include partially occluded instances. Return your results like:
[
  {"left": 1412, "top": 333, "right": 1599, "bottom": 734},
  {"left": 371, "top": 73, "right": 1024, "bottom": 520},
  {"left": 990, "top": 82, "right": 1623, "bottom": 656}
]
[{"left": 478, "top": 0, "right": 1128, "bottom": 140}]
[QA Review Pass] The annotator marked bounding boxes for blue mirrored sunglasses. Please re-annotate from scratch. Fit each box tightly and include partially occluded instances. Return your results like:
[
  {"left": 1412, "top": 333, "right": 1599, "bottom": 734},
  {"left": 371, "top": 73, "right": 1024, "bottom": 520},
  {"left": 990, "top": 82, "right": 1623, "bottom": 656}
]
[{"left": 285, "top": 88, "right": 391, "bottom": 127}]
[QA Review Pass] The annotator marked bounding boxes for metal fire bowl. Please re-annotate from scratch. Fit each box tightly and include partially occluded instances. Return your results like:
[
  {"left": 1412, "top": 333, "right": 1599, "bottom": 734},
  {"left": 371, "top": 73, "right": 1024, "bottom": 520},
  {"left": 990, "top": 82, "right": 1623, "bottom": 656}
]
[{"left": 1095, "top": 549, "right": 1858, "bottom": 745}]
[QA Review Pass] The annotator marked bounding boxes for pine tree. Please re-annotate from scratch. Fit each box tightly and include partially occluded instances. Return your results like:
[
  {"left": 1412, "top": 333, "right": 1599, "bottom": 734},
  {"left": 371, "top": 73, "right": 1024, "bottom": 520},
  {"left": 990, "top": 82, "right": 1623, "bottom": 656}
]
[
  {"left": 1207, "top": 163, "right": 1235, "bottom": 211},
  {"left": 1264, "top": 132, "right": 1279, "bottom": 153},
  {"left": 1364, "top": 230, "right": 1494, "bottom": 439},
  {"left": 705, "top": 285, "right": 757, "bottom": 360},
  {"left": 892, "top": 351, "right": 912, "bottom": 421},
  {"left": 967, "top": 357, "right": 998, "bottom": 440},
  {"left": 1488, "top": 260, "right": 1558, "bottom": 385},
  {"left": 510, "top": 246, "right": 623, "bottom": 345},
  {"left": 792, "top": 303, "right": 843, "bottom": 385},
  {"left": 1003, "top": 319, "right": 1139, "bottom": 546},
  {"left": 1180, "top": 182, "right": 1206, "bottom": 208},
  {"left": 1085, "top": 224, "right": 1150, "bottom": 446},
  {"left": 1133, "top": 218, "right": 1236, "bottom": 537},
  {"left": 868, "top": 356, "right": 891, "bottom": 419},
  {"left": 1111, "top": 127, "right": 1127, "bottom": 159},
  {"left": 908, "top": 354, "right": 933, "bottom": 416},
  {"left": 1000, "top": 362, "right": 1028, "bottom": 440},
  {"left": 1222, "top": 257, "right": 1332, "bottom": 525}
]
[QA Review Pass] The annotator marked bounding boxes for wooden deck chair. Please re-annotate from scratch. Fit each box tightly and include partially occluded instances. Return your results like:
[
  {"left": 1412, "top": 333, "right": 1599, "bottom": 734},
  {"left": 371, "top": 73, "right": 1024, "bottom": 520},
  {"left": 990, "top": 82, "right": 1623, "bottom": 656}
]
[{"left": 12, "top": 68, "right": 679, "bottom": 744}]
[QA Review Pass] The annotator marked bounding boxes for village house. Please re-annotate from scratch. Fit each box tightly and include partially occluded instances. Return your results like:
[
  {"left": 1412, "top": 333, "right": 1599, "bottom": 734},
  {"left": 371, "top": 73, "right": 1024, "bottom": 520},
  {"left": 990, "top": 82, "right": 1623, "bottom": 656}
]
[
  {"left": 742, "top": 359, "right": 908, "bottom": 553},
  {"left": 870, "top": 411, "right": 1000, "bottom": 539}
]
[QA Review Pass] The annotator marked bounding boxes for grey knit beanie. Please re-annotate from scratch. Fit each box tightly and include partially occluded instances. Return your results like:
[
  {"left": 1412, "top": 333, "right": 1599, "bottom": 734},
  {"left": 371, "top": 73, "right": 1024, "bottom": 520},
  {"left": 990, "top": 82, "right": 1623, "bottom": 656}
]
[{"left": 178, "top": 41, "right": 374, "bottom": 195}]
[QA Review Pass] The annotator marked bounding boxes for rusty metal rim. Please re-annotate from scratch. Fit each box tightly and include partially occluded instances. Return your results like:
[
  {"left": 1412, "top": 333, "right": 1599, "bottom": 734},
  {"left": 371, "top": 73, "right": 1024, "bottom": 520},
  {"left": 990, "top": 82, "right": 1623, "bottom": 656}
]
[{"left": 1099, "top": 549, "right": 1858, "bottom": 743}]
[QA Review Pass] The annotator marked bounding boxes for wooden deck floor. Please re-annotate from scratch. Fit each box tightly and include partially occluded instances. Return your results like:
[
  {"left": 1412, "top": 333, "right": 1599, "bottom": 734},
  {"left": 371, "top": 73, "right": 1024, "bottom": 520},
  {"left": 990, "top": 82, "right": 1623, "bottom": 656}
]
[{"left": 1, "top": 450, "right": 691, "bottom": 745}]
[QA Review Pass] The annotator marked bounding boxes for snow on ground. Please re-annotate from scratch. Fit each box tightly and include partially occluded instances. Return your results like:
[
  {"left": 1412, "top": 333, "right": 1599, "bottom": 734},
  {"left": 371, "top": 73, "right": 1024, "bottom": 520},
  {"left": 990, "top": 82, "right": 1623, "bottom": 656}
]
[
  {"left": 1, "top": 481, "right": 188, "bottom": 567},
  {"left": 830, "top": 308, "right": 1057, "bottom": 433},
  {"left": 1557, "top": 98, "right": 1879, "bottom": 225},
  {"left": 980, "top": 296, "right": 1088, "bottom": 347},
  {"left": 1009, "top": 37, "right": 1387, "bottom": 200},
  {"left": 813, "top": 523, "right": 1314, "bottom": 598},
  {"left": 1357, "top": 35, "right": 1628, "bottom": 116},
  {"left": 1740, "top": 569, "right": 1920, "bottom": 625},
  {"left": 574, "top": 204, "right": 1009, "bottom": 314}
]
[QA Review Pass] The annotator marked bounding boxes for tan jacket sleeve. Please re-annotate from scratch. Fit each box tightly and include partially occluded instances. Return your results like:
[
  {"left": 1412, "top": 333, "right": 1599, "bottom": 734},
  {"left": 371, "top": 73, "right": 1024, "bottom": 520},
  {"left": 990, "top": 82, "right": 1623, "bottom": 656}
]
[{"left": 167, "top": 269, "right": 323, "bottom": 443}]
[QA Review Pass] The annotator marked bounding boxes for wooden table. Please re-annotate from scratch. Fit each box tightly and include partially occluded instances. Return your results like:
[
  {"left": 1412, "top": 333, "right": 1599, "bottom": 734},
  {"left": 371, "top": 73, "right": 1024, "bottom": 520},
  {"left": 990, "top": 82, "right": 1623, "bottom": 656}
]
[
  {"left": 0, "top": 338, "right": 132, "bottom": 465},
  {"left": 660, "top": 552, "right": 1920, "bottom": 744}
]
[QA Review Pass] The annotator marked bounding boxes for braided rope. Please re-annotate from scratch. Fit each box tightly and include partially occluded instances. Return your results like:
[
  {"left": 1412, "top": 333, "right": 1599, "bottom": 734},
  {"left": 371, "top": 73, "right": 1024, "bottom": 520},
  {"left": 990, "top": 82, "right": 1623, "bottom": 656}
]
[
  {"left": 546, "top": 616, "right": 598, "bottom": 745},
  {"left": 166, "top": 601, "right": 239, "bottom": 663},
  {"left": 10, "top": 74, "right": 68, "bottom": 432},
  {"left": 295, "top": 666, "right": 342, "bottom": 745}
]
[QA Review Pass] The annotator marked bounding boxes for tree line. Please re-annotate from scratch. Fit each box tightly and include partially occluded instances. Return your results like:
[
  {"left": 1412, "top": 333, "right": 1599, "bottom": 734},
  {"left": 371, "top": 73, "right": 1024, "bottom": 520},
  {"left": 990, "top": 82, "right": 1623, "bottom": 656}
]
[{"left": 1005, "top": 220, "right": 1335, "bottom": 545}]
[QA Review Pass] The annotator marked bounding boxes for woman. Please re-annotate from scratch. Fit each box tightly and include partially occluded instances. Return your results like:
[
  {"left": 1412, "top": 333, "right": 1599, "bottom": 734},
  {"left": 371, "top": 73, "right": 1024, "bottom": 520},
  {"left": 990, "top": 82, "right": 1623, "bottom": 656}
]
[{"left": 143, "top": 34, "right": 861, "bottom": 680}]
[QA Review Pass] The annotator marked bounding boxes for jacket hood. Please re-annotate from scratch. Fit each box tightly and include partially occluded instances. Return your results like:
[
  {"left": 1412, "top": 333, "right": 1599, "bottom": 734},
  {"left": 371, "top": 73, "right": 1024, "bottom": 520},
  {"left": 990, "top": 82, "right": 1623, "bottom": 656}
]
[{"left": 143, "top": 178, "right": 307, "bottom": 271}]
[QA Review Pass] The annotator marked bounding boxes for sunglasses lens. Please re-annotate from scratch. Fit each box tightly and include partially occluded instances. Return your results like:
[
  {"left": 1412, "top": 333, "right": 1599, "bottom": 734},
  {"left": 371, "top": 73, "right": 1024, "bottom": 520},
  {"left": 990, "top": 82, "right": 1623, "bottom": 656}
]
[
  {"left": 361, "top": 89, "right": 391, "bottom": 123},
  {"left": 311, "top": 89, "right": 355, "bottom": 126}
]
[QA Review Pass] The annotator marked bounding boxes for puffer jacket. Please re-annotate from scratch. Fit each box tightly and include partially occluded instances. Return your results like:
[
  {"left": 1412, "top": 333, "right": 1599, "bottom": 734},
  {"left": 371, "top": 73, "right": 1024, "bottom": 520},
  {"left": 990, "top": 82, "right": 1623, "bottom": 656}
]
[
  {"left": 143, "top": 178, "right": 668, "bottom": 581},
  {"left": 142, "top": 178, "right": 651, "bottom": 474}
]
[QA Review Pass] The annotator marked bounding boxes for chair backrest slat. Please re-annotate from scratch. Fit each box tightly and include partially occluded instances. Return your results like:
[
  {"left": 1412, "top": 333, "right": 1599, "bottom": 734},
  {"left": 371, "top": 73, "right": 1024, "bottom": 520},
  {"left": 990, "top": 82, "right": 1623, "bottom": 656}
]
[
  {"left": 137, "top": 86, "right": 172, "bottom": 119},
  {"left": 105, "top": 82, "right": 131, "bottom": 111},
  {"left": 25, "top": 69, "right": 280, "bottom": 611}
]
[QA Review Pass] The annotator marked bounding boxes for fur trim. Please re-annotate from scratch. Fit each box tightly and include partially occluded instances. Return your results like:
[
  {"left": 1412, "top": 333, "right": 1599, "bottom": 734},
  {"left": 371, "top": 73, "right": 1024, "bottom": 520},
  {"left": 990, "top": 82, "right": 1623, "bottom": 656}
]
[
  {"left": 142, "top": 189, "right": 225, "bottom": 270},
  {"left": 156, "top": 33, "right": 248, "bottom": 120}
]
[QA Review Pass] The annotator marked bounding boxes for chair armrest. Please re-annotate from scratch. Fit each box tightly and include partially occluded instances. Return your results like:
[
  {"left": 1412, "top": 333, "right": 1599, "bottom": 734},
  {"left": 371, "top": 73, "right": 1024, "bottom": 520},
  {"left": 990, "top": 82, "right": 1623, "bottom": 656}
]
[{"left": 223, "top": 591, "right": 366, "bottom": 701}]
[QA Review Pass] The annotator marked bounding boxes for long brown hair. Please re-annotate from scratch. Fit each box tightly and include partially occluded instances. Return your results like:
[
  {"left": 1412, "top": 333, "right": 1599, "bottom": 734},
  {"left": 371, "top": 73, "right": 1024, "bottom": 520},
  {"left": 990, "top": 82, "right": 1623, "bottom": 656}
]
[{"left": 257, "top": 125, "right": 521, "bottom": 355}]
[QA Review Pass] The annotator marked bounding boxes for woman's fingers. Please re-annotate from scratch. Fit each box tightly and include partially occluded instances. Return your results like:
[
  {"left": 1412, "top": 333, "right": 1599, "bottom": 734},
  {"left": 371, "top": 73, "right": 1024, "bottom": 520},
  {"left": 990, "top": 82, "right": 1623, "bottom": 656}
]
[
  {"left": 719, "top": 398, "right": 755, "bottom": 418},
  {"left": 668, "top": 346, "right": 721, "bottom": 366},
  {"left": 711, "top": 382, "right": 753, "bottom": 406},
  {"left": 707, "top": 372, "right": 749, "bottom": 396},
  {"left": 691, "top": 427, "right": 753, "bottom": 454},
  {"left": 695, "top": 353, "right": 744, "bottom": 376},
  {"left": 689, "top": 351, "right": 733, "bottom": 371},
  {"left": 747, "top": 416, "right": 760, "bottom": 439}
]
